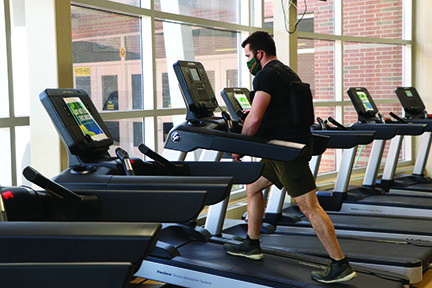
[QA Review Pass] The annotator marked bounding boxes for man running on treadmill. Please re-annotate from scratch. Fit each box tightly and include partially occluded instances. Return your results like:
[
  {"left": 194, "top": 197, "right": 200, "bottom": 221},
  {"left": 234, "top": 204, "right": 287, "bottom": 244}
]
[{"left": 223, "top": 31, "right": 357, "bottom": 284}]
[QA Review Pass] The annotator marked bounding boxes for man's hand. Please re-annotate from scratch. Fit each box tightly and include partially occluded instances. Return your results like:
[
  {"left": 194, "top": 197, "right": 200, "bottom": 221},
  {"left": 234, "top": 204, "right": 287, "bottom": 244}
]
[
  {"left": 232, "top": 153, "right": 243, "bottom": 162},
  {"left": 237, "top": 110, "right": 250, "bottom": 123}
]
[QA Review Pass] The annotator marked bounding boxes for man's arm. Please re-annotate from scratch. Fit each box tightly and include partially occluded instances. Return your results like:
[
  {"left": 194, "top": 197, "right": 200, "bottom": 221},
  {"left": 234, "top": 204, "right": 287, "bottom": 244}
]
[
  {"left": 241, "top": 91, "right": 271, "bottom": 136},
  {"left": 232, "top": 91, "right": 271, "bottom": 161}
]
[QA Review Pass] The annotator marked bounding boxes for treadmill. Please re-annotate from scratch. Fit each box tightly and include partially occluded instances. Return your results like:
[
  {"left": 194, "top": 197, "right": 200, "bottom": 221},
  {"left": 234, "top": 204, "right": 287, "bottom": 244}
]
[
  {"left": 21, "top": 152, "right": 408, "bottom": 288},
  {"left": 133, "top": 60, "right": 411, "bottom": 288},
  {"left": 266, "top": 101, "right": 432, "bottom": 243},
  {"left": 305, "top": 86, "right": 432, "bottom": 219},
  {"left": 0, "top": 221, "right": 161, "bottom": 288},
  {"left": 219, "top": 87, "right": 432, "bottom": 283},
  {"left": 40, "top": 88, "right": 263, "bottom": 205},
  {"left": 0, "top": 180, "right": 161, "bottom": 288},
  {"left": 378, "top": 86, "right": 432, "bottom": 195}
]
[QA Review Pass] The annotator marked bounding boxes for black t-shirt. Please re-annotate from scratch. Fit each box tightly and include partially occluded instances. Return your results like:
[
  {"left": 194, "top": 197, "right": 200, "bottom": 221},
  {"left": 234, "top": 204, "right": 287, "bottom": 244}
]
[{"left": 252, "top": 60, "right": 312, "bottom": 144}]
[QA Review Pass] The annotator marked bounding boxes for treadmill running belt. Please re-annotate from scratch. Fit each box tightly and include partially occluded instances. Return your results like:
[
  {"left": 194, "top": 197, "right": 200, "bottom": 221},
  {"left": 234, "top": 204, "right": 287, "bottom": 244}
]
[
  {"left": 260, "top": 234, "right": 432, "bottom": 266},
  {"left": 139, "top": 241, "right": 407, "bottom": 288},
  {"left": 290, "top": 214, "right": 432, "bottom": 236},
  {"left": 351, "top": 194, "right": 432, "bottom": 208}
]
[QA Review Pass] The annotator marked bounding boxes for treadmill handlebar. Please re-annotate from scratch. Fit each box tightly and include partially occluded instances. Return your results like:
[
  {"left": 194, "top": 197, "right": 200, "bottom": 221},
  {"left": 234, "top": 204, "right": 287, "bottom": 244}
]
[
  {"left": 0, "top": 193, "right": 7, "bottom": 222},
  {"left": 115, "top": 147, "right": 135, "bottom": 176},
  {"left": 327, "top": 117, "right": 349, "bottom": 130},
  {"left": 138, "top": 144, "right": 177, "bottom": 171},
  {"left": 23, "top": 166, "right": 101, "bottom": 218},
  {"left": 389, "top": 112, "right": 408, "bottom": 123}
]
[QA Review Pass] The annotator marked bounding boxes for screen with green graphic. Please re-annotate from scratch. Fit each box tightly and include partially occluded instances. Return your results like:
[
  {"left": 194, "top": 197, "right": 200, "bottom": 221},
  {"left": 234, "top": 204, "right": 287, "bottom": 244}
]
[
  {"left": 358, "top": 91, "right": 374, "bottom": 112},
  {"left": 234, "top": 93, "right": 251, "bottom": 110},
  {"left": 64, "top": 97, "right": 108, "bottom": 141},
  {"left": 405, "top": 89, "right": 413, "bottom": 97}
]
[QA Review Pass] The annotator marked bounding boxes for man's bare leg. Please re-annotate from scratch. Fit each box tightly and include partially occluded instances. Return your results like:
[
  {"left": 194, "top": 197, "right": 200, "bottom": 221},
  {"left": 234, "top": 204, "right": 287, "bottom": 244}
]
[
  {"left": 294, "top": 189, "right": 344, "bottom": 260},
  {"left": 295, "top": 190, "right": 356, "bottom": 283},
  {"left": 223, "top": 176, "right": 272, "bottom": 260},
  {"left": 246, "top": 176, "right": 273, "bottom": 239}
]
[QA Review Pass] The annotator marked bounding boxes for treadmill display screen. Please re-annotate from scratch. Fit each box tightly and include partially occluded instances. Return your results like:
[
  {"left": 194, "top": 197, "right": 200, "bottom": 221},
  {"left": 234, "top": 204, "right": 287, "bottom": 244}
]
[
  {"left": 358, "top": 91, "right": 374, "bottom": 112},
  {"left": 234, "top": 93, "right": 252, "bottom": 110},
  {"left": 173, "top": 61, "right": 218, "bottom": 119},
  {"left": 395, "top": 87, "right": 426, "bottom": 117},
  {"left": 189, "top": 68, "right": 201, "bottom": 81},
  {"left": 405, "top": 89, "right": 413, "bottom": 97},
  {"left": 64, "top": 97, "right": 108, "bottom": 141}
]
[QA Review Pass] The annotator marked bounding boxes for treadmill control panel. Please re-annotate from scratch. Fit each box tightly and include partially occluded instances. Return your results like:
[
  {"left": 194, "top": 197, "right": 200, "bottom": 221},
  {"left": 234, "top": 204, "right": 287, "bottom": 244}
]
[
  {"left": 347, "top": 87, "right": 380, "bottom": 123},
  {"left": 220, "top": 88, "right": 252, "bottom": 122},
  {"left": 40, "top": 89, "right": 113, "bottom": 156},
  {"left": 173, "top": 61, "right": 218, "bottom": 119},
  {"left": 395, "top": 87, "right": 430, "bottom": 119}
]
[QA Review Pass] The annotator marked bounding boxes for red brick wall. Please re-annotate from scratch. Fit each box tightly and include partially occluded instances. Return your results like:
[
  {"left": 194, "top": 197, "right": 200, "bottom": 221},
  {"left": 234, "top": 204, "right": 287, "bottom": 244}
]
[
  {"left": 295, "top": 1, "right": 405, "bottom": 169},
  {"left": 343, "top": 0, "right": 403, "bottom": 39}
]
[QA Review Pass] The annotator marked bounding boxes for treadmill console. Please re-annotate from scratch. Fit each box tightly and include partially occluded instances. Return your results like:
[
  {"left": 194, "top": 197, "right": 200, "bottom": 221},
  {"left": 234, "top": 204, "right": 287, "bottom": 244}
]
[
  {"left": 220, "top": 88, "right": 252, "bottom": 122},
  {"left": 173, "top": 61, "right": 218, "bottom": 120},
  {"left": 40, "top": 89, "right": 113, "bottom": 159},
  {"left": 395, "top": 87, "right": 430, "bottom": 119},
  {"left": 347, "top": 87, "right": 380, "bottom": 123}
]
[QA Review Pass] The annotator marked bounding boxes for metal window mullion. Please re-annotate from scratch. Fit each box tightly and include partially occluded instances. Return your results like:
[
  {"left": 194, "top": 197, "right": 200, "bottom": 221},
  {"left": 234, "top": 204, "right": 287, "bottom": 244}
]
[
  {"left": 100, "top": 108, "right": 188, "bottom": 120},
  {"left": 299, "top": 31, "right": 411, "bottom": 46},
  {"left": 3, "top": 0, "right": 17, "bottom": 185},
  {"left": 0, "top": 117, "right": 30, "bottom": 127},
  {"left": 151, "top": 12, "right": 159, "bottom": 152}
]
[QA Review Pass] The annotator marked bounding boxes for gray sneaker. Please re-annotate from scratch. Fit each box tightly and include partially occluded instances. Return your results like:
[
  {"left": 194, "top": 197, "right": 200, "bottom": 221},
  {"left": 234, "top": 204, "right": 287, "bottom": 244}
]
[
  {"left": 223, "top": 238, "right": 263, "bottom": 260},
  {"left": 311, "top": 260, "right": 357, "bottom": 284}
]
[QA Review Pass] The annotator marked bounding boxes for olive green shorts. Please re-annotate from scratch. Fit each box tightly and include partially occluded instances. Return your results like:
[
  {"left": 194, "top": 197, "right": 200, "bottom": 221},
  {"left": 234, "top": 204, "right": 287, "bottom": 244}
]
[{"left": 261, "top": 145, "right": 317, "bottom": 198}]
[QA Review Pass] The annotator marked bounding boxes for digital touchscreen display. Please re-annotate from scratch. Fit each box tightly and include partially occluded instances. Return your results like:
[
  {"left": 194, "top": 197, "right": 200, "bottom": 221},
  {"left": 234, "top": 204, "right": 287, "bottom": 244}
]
[
  {"left": 357, "top": 91, "right": 374, "bottom": 112},
  {"left": 64, "top": 97, "right": 108, "bottom": 141},
  {"left": 234, "top": 93, "right": 252, "bottom": 110}
]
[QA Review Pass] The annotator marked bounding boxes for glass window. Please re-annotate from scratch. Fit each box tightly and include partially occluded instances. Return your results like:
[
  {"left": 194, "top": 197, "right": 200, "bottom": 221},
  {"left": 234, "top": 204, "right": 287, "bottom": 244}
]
[
  {"left": 105, "top": 121, "right": 120, "bottom": 145},
  {"left": 226, "top": 69, "right": 238, "bottom": 87},
  {"left": 155, "top": 21, "right": 240, "bottom": 109},
  {"left": 102, "top": 75, "right": 119, "bottom": 111},
  {"left": 264, "top": 0, "right": 273, "bottom": 28},
  {"left": 132, "top": 74, "right": 143, "bottom": 109},
  {"left": 314, "top": 106, "right": 337, "bottom": 174},
  {"left": 162, "top": 72, "right": 171, "bottom": 108},
  {"left": 343, "top": 0, "right": 404, "bottom": 40},
  {"left": 265, "top": 0, "right": 334, "bottom": 33},
  {"left": 125, "top": 35, "right": 141, "bottom": 60},
  {"left": 133, "top": 121, "right": 143, "bottom": 147},
  {"left": 0, "top": 128, "right": 12, "bottom": 185},
  {"left": 71, "top": 6, "right": 143, "bottom": 112},
  {"left": 73, "top": 37, "right": 121, "bottom": 63},
  {"left": 162, "top": 122, "right": 173, "bottom": 142},
  {"left": 350, "top": 139, "right": 405, "bottom": 169},
  {"left": 10, "top": 0, "right": 29, "bottom": 117},
  {"left": 15, "top": 126, "right": 31, "bottom": 186},
  {"left": 107, "top": 117, "right": 154, "bottom": 159},
  {"left": 298, "top": 38, "right": 335, "bottom": 101},
  {"left": 297, "top": 0, "right": 334, "bottom": 34},
  {"left": 0, "top": 0, "right": 9, "bottom": 118},
  {"left": 343, "top": 103, "right": 408, "bottom": 166},
  {"left": 108, "top": 0, "right": 150, "bottom": 9},
  {"left": 155, "top": 0, "right": 244, "bottom": 25},
  {"left": 158, "top": 115, "right": 188, "bottom": 159},
  {"left": 344, "top": 42, "right": 403, "bottom": 101},
  {"left": 75, "top": 76, "right": 91, "bottom": 97}
]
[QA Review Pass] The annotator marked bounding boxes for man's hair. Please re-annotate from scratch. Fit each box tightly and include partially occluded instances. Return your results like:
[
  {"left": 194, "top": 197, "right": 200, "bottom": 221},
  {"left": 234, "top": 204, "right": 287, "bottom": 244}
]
[{"left": 241, "top": 31, "right": 276, "bottom": 56}]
